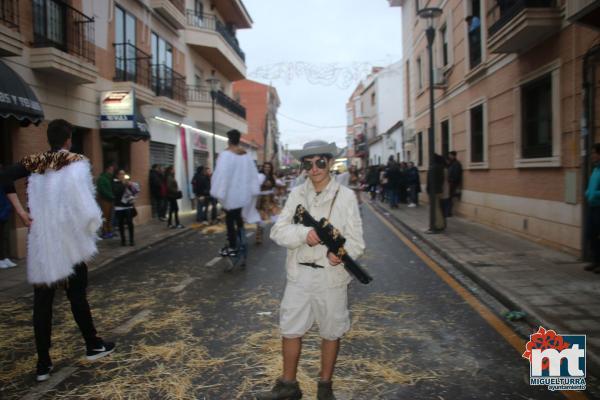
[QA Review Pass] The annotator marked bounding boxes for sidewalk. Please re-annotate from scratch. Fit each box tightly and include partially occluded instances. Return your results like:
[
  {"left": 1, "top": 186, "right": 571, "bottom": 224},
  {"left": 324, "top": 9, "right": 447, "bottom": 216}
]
[
  {"left": 369, "top": 199, "right": 600, "bottom": 371},
  {"left": 0, "top": 212, "right": 198, "bottom": 300}
]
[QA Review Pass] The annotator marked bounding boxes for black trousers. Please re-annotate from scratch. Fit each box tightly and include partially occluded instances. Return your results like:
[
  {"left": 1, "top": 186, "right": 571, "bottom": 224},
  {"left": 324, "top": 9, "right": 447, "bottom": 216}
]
[
  {"left": 33, "top": 263, "right": 97, "bottom": 363},
  {"left": 115, "top": 209, "right": 134, "bottom": 244},
  {"left": 225, "top": 208, "right": 243, "bottom": 249},
  {"left": 589, "top": 206, "right": 600, "bottom": 266},
  {"left": 168, "top": 198, "right": 180, "bottom": 226}
]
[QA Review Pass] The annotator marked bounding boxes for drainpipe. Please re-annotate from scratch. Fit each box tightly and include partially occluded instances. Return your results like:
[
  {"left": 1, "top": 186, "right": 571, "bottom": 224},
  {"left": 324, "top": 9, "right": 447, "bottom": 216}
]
[{"left": 581, "top": 43, "right": 600, "bottom": 261}]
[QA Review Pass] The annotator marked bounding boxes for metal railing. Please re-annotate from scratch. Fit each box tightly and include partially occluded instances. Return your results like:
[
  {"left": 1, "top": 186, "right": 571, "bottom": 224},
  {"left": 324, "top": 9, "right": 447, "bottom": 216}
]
[
  {"left": 186, "top": 85, "right": 246, "bottom": 119},
  {"left": 32, "top": 0, "right": 95, "bottom": 63},
  {"left": 488, "top": 0, "right": 556, "bottom": 36},
  {"left": 185, "top": 11, "right": 246, "bottom": 62},
  {"left": 113, "top": 43, "right": 152, "bottom": 89},
  {"left": 152, "top": 64, "right": 186, "bottom": 103},
  {"left": 0, "top": 0, "right": 19, "bottom": 30}
]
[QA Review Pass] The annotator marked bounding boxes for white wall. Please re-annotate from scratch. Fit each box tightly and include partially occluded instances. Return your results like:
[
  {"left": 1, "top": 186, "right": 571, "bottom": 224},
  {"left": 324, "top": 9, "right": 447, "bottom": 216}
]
[{"left": 376, "top": 61, "right": 404, "bottom": 135}]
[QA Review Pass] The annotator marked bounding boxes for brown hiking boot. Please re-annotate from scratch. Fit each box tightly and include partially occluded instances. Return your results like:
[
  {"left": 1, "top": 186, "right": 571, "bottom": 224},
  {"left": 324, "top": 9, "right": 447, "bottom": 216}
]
[
  {"left": 317, "top": 380, "right": 336, "bottom": 400},
  {"left": 255, "top": 378, "right": 302, "bottom": 400}
]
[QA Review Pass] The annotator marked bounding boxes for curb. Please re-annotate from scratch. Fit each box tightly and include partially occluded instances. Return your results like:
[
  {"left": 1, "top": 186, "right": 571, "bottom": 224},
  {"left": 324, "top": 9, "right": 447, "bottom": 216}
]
[
  {"left": 369, "top": 201, "right": 600, "bottom": 375},
  {"left": 89, "top": 226, "right": 195, "bottom": 274}
]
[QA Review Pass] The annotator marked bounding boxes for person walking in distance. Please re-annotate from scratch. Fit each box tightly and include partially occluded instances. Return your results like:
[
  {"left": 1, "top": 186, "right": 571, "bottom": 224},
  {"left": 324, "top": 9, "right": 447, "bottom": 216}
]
[
  {"left": 0, "top": 119, "right": 115, "bottom": 382},
  {"left": 446, "top": 151, "right": 463, "bottom": 217},
  {"left": 210, "top": 129, "right": 259, "bottom": 257},
  {"left": 584, "top": 143, "right": 600, "bottom": 273},
  {"left": 406, "top": 161, "right": 421, "bottom": 207},
  {"left": 149, "top": 164, "right": 165, "bottom": 220},
  {"left": 0, "top": 164, "right": 17, "bottom": 269},
  {"left": 97, "top": 162, "right": 115, "bottom": 239},
  {"left": 112, "top": 170, "right": 139, "bottom": 246},
  {"left": 165, "top": 166, "right": 184, "bottom": 229},
  {"left": 258, "top": 140, "right": 365, "bottom": 400}
]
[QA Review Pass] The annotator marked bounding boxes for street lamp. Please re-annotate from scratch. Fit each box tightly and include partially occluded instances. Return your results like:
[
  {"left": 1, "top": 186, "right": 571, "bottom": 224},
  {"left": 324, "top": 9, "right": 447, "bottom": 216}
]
[
  {"left": 206, "top": 70, "right": 220, "bottom": 169},
  {"left": 418, "top": 7, "right": 442, "bottom": 232}
]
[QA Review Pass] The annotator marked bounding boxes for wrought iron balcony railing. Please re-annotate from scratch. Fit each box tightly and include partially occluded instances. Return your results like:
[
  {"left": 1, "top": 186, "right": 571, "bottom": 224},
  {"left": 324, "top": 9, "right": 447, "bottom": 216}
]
[
  {"left": 113, "top": 43, "right": 152, "bottom": 89},
  {"left": 32, "top": 0, "right": 95, "bottom": 63},
  {"left": 0, "top": 0, "right": 19, "bottom": 30},
  {"left": 488, "top": 0, "right": 556, "bottom": 37},
  {"left": 185, "top": 11, "right": 246, "bottom": 62},
  {"left": 186, "top": 85, "right": 246, "bottom": 119},
  {"left": 152, "top": 64, "right": 186, "bottom": 103}
]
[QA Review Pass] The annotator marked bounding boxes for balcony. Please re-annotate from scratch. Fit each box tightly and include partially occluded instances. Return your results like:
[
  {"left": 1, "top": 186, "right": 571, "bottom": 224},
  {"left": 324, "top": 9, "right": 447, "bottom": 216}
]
[
  {"left": 30, "top": 0, "right": 96, "bottom": 83},
  {"left": 185, "top": 11, "right": 246, "bottom": 81},
  {"left": 488, "top": 0, "right": 562, "bottom": 54},
  {"left": 186, "top": 85, "right": 247, "bottom": 134},
  {"left": 150, "top": 0, "right": 185, "bottom": 30},
  {"left": 112, "top": 43, "right": 155, "bottom": 104},
  {"left": 566, "top": 0, "right": 600, "bottom": 30},
  {"left": 0, "top": 0, "right": 22, "bottom": 56},
  {"left": 151, "top": 64, "right": 187, "bottom": 116}
]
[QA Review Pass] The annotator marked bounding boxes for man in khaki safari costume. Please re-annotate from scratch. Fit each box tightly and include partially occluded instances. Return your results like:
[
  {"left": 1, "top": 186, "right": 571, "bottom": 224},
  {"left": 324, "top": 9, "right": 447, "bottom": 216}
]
[{"left": 258, "top": 140, "right": 365, "bottom": 400}]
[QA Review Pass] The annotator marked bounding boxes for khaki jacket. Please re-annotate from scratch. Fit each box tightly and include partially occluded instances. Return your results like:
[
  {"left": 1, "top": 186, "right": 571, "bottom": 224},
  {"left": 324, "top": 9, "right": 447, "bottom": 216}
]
[{"left": 270, "top": 177, "right": 365, "bottom": 288}]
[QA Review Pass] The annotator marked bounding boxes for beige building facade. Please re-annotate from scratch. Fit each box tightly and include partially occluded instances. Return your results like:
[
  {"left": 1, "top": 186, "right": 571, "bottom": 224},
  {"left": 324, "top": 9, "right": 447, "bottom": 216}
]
[
  {"left": 0, "top": 0, "right": 251, "bottom": 258},
  {"left": 390, "top": 0, "right": 600, "bottom": 254}
]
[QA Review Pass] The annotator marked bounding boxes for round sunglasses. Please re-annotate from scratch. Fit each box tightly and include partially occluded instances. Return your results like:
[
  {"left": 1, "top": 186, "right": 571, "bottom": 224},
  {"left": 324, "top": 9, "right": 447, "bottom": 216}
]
[{"left": 302, "top": 158, "right": 329, "bottom": 171}]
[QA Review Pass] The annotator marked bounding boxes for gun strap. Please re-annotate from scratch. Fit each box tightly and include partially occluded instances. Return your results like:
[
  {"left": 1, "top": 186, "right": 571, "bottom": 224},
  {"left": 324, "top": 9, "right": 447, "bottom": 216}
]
[{"left": 328, "top": 189, "right": 340, "bottom": 220}]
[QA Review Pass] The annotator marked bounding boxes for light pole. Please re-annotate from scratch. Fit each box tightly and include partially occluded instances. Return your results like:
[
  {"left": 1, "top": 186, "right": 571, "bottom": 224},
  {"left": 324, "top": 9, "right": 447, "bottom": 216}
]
[
  {"left": 206, "top": 71, "right": 220, "bottom": 169},
  {"left": 418, "top": 7, "right": 442, "bottom": 232}
]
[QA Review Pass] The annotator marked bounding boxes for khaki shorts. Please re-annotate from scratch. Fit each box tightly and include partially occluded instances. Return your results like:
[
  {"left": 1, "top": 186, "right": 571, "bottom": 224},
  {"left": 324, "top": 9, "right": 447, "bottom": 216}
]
[{"left": 279, "top": 265, "right": 350, "bottom": 340}]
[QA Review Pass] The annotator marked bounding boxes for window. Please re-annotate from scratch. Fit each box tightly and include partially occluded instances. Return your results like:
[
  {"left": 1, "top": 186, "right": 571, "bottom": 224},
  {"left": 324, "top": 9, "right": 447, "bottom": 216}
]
[
  {"left": 347, "top": 108, "right": 353, "bottom": 125},
  {"left": 415, "top": 0, "right": 420, "bottom": 15},
  {"left": 440, "top": 24, "right": 449, "bottom": 67},
  {"left": 441, "top": 119, "right": 450, "bottom": 157},
  {"left": 467, "top": 0, "right": 482, "bottom": 69},
  {"left": 417, "top": 131, "right": 423, "bottom": 166},
  {"left": 33, "top": 0, "right": 65, "bottom": 47},
  {"left": 470, "top": 104, "right": 484, "bottom": 163},
  {"left": 151, "top": 32, "right": 174, "bottom": 96},
  {"left": 115, "top": 6, "right": 136, "bottom": 81},
  {"left": 371, "top": 92, "right": 376, "bottom": 106},
  {"left": 354, "top": 98, "right": 361, "bottom": 118},
  {"left": 521, "top": 74, "right": 552, "bottom": 158},
  {"left": 194, "top": 0, "right": 204, "bottom": 18},
  {"left": 417, "top": 57, "right": 423, "bottom": 89}
]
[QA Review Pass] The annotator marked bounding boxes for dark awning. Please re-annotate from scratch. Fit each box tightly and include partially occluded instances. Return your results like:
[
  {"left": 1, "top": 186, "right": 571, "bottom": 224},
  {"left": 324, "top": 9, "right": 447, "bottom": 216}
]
[
  {"left": 0, "top": 61, "right": 44, "bottom": 126},
  {"left": 100, "top": 107, "right": 150, "bottom": 142}
]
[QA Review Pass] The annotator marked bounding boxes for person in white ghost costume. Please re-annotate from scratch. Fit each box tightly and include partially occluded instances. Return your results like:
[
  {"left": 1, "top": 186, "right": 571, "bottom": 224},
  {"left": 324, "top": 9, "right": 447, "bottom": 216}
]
[
  {"left": 257, "top": 140, "right": 365, "bottom": 400},
  {"left": 210, "top": 129, "right": 260, "bottom": 258}
]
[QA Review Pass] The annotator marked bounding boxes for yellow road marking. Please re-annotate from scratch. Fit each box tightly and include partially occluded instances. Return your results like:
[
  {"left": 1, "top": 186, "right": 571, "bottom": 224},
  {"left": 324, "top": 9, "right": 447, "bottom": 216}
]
[{"left": 367, "top": 203, "right": 588, "bottom": 400}]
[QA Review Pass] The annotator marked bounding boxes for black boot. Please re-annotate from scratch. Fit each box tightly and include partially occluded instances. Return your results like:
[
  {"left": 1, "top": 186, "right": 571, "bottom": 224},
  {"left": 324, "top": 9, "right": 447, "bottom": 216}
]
[
  {"left": 317, "top": 380, "right": 336, "bottom": 400},
  {"left": 255, "top": 378, "right": 302, "bottom": 400}
]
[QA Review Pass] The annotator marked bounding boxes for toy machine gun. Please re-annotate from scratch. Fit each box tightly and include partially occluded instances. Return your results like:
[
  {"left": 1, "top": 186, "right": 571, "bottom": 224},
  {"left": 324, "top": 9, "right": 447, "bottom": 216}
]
[{"left": 293, "top": 205, "right": 373, "bottom": 284}]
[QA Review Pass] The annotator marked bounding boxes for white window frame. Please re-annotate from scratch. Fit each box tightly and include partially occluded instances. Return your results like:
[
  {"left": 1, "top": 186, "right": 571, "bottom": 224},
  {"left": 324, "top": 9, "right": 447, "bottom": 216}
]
[
  {"left": 463, "top": 0, "right": 488, "bottom": 75},
  {"left": 513, "top": 60, "right": 561, "bottom": 168},
  {"left": 466, "top": 97, "right": 488, "bottom": 169},
  {"left": 438, "top": 13, "right": 453, "bottom": 71},
  {"left": 416, "top": 56, "right": 423, "bottom": 90},
  {"left": 439, "top": 116, "right": 452, "bottom": 156}
]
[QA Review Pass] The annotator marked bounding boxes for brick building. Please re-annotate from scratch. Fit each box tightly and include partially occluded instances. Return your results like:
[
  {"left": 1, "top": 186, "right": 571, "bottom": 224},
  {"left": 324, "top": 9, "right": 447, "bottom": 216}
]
[
  {"left": 389, "top": 0, "right": 600, "bottom": 254},
  {"left": 0, "top": 0, "right": 252, "bottom": 258},
  {"left": 233, "top": 79, "right": 281, "bottom": 166}
]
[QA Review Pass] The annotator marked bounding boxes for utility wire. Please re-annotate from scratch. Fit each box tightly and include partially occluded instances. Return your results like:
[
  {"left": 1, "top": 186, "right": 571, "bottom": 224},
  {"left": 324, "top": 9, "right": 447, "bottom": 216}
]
[{"left": 278, "top": 112, "right": 346, "bottom": 129}]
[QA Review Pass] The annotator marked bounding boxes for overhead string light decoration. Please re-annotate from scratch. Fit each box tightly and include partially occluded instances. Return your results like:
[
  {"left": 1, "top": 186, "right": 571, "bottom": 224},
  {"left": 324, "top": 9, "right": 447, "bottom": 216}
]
[{"left": 248, "top": 60, "right": 402, "bottom": 89}]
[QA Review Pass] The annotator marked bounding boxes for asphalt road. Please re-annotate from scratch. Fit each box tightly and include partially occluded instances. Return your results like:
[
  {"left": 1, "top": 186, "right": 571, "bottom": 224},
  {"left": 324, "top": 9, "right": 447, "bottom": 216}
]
[{"left": 0, "top": 205, "right": 594, "bottom": 400}]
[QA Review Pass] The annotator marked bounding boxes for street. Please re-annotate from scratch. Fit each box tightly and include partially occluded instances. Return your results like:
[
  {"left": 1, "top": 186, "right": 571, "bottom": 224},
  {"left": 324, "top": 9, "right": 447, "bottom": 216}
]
[{"left": 0, "top": 205, "right": 594, "bottom": 400}]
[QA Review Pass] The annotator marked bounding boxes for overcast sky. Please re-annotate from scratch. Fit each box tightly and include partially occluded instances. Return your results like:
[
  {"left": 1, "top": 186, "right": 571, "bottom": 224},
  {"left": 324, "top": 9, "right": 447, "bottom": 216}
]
[{"left": 237, "top": 0, "right": 403, "bottom": 150}]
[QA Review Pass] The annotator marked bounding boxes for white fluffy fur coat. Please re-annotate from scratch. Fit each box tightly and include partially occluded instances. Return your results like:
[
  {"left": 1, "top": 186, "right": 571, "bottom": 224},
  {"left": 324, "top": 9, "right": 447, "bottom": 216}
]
[{"left": 26, "top": 159, "right": 102, "bottom": 285}]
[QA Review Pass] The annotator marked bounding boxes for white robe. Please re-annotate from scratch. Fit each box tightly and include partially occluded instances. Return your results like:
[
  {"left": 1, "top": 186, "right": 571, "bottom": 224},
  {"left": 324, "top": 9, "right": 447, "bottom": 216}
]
[
  {"left": 210, "top": 149, "right": 260, "bottom": 210},
  {"left": 27, "top": 159, "right": 102, "bottom": 285}
]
